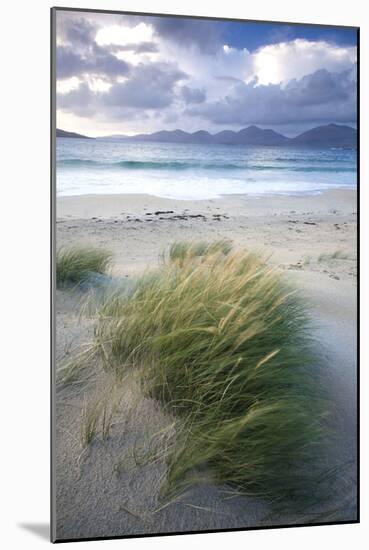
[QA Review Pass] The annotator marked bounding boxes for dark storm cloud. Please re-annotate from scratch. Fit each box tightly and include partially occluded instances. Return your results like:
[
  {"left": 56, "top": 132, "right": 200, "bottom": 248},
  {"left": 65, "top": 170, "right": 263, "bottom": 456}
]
[
  {"left": 56, "top": 16, "right": 131, "bottom": 80},
  {"left": 186, "top": 67, "right": 356, "bottom": 126},
  {"left": 285, "top": 68, "right": 355, "bottom": 107},
  {"left": 149, "top": 17, "right": 223, "bottom": 54},
  {"left": 56, "top": 45, "right": 130, "bottom": 79},
  {"left": 180, "top": 86, "right": 206, "bottom": 104},
  {"left": 58, "top": 62, "right": 188, "bottom": 116},
  {"left": 59, "top": 16, "right": 97, "bottom": 47},
  {"left": 105, "top": 63, "right": 187, "bottom": 109}
]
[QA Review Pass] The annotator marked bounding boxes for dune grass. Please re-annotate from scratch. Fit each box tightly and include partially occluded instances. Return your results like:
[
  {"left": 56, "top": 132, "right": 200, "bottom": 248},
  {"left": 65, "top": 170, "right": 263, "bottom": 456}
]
[
  {"left": 80, "top": 382, "right": 123, "bottom": 447},
  {"left": 318, "top": 250, "right": 350, "bottom": 262},
  {"left": 167, "top": 240, "right": 233, "bottom": 265},
  {"left": 56, "top": 245, "right": 112, "bottom": 287},
  {"left": 87, "top": 241, "right": 328, "bottom": 503}
]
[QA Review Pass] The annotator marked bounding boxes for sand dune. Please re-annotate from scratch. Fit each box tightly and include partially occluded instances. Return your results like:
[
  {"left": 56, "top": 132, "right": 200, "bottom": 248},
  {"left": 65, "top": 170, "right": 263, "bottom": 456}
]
[{"left": 54, "top": 189, "right": 357, "bottom": 540}]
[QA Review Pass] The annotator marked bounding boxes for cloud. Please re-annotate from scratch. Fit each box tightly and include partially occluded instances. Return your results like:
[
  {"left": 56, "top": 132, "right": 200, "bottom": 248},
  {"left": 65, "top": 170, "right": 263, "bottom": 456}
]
[
  {"left": 149, "top": 17, "right": 223, "bottom": 54},
  {"left": 186, "top": 67, "right": 356, "bottom": 126},
  {"left": 58, "top": 61, "right": 188, "bottom": 117},
  {"left": 180, "top": 86, "right": 206, "bottom": 104},
  {"left": 55, "top": 11, "right": 357, "bottom": 135},
  {"left": 56, "top": 10, "right": 128, "bottom": 41},
  {"left": 57, "top": 82, "right": 96, "bottom": 117},
  {"left": 155, "top": 44, "right": 253, "bottom": 107},
  {"left": 95, "top": 22, "right": 154, "bottom": 47},
  {"left": 252, "top": 39, "right": 356, "bottom": 85},
  {"left": 56, "top": 14, "right": 131, "bottom": 80},
  {"left": 105, "top": 62, "right": 187, "bottom": 109},
  {"left": 58, "top": 15, "right": 97, "bottom": 48},
  {"left": 214, "top": 75, "right": 244, "bottom": 84},
  {"left": 56, "top": 45, "right": 130, "bottom": 79},
  {"left": 285, "top": 67, "right": 356, "bottom": 107},
  {"left": 109, "top": 42, "right": 159, "bottom": 54}
]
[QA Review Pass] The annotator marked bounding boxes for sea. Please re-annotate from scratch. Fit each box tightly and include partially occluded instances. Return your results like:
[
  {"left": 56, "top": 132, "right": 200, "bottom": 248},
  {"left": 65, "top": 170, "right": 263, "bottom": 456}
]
[{"left": 56, "top": 138, "right": 357, "bottom": 200}]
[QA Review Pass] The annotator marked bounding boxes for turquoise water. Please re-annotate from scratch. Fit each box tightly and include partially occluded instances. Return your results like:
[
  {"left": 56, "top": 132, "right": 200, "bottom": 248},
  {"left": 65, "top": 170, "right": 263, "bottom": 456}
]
[{"left": 56, "top": 138, "right": 357, "bottom": 200}]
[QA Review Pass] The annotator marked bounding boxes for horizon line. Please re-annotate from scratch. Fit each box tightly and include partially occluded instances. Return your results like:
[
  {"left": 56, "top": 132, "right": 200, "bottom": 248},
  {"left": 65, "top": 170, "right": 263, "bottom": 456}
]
[{"left": 56, "top": 122, "right": 357, "bottom": 140}]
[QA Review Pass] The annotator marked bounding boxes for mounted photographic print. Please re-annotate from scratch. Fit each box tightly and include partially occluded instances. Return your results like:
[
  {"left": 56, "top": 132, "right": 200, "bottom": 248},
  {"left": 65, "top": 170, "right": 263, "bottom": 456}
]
[{"left": 51, "top": 7, "right": 359, "bottom": 542}]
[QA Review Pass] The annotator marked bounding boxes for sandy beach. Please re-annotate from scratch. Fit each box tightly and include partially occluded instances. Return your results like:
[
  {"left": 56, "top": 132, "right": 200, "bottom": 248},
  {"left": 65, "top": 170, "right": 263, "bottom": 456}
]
[{"left": 55, "top": 189, "right": 357, "bottom": 540}]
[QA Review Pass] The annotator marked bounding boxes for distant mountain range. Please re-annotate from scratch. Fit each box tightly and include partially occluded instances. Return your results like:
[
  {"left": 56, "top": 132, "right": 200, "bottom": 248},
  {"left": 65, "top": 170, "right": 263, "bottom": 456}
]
[
  {"left": 56, "top": 128, "right": 92, "bottom": 139},
  {"left": 124, "top": 125, "right": 292, "bottom": 146},
  {"left": 56, "top": 123, "right": 357, "bottom": 148},
  {"left": 290, "top": 124, "right": 357, "bottom": 147}
]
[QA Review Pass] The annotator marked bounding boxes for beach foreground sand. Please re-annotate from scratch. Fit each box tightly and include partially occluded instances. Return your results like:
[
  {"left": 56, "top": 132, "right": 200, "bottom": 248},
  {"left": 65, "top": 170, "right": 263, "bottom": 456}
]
[{"left": 55, "top": 190, "right": 357, "bottom": 539}]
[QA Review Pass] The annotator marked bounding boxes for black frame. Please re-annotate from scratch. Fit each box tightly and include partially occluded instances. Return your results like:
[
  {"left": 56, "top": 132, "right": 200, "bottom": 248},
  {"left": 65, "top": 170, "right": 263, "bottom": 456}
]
[{"left": 50, "top": 6, "right": 360, "bottom": 543}]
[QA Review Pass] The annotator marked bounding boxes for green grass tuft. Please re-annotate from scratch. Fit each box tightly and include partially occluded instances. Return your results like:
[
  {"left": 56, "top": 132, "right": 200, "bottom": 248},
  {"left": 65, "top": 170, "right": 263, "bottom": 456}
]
[
  {"left": 318, "top": 250, "right": 350, "bottom": 262},
  {"left": 89, "top": 241, "right": 329, "bottom": 503},
  {"left": 167, "top": 240, "right": 232, "bottom": 265},
  {"left": 56, "top": 245, "right": 112, "bottom": 287},
  {"left": 80, "top": 383, "right": 122, "bottom": 447}
]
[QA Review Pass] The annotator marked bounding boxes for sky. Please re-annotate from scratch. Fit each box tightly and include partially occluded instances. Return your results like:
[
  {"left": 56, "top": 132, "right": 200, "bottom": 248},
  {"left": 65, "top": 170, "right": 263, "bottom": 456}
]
[{"left": 55, "top": 10, "right": 358, "bottom": 137}]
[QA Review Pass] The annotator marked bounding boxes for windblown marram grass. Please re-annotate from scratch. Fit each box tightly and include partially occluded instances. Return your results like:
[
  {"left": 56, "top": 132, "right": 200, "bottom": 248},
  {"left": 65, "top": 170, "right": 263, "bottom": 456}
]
[
  {"left": 56, "top": 245, "right": 112, "bottom": 287},
  {"left": 89, "top": 242, "right": 329, "bottom": 503}
]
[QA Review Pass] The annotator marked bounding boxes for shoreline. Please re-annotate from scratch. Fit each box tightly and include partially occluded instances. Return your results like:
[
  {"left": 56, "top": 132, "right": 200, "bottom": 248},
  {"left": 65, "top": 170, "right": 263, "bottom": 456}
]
[
  {"left": 56, "top": 189, "right": 357, "bottom": 279},
  {"left": 57, "top": 188, "right": 356, "bottom": 218},
  {"left": 57, "top": 186, "right": 356, "bottom": 202}
]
